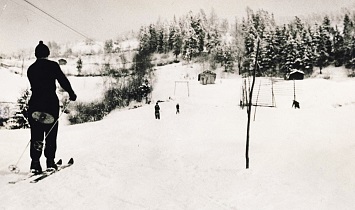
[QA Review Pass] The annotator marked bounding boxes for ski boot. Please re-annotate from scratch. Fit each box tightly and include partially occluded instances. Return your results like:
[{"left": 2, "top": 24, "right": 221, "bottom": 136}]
[
  {"left": 46, "top": 159, "right": 58, "bottom": 171},
  {"left": 30, "top": 160, "right": 42, "bottom": 175}
]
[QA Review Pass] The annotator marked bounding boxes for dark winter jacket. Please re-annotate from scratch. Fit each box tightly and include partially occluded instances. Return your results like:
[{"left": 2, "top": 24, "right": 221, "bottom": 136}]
[
  {"left": 155, "top": 104, "right": 160, "bottom": 113},
  {"left": 27, "top": 59, "right": 75, "bottom": 116}
]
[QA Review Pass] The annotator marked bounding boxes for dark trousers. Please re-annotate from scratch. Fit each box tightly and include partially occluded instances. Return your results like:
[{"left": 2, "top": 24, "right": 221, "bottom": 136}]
[
  {"left": 29, "top": 117, "right": 58, "bottom": 160},
  {"left": 28, "top": 94, "right": 59, "bottom": 160},
  {"left": 155, "top": 112, "right": 160, "bottom": 119}
]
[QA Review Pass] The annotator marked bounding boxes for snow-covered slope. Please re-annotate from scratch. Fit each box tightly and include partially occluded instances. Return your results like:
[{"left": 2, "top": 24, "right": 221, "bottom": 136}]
[{"left": 1, "top": 65, "right": 355, "bottom": 209}]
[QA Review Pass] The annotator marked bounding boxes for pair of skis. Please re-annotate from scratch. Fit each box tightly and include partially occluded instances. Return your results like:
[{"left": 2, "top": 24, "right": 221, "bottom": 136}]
[{"left": 8, "top": 158, "right": 74, "bottom": 184}]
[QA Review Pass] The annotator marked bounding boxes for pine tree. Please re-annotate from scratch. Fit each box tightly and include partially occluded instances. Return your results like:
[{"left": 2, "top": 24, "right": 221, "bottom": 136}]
[
  {"left": 343, "top": 14, "right": 355, "bottom": 69},
  {"left": 259, "top": 31, "right": 276, "bottom": 75},
  {"left": 148, "top": 24, "right": 158, "bottom": 54},
  {"left": 240, "top": 17, "right": 256, "bottom": 74},
  {"left": 172, "top": 25, "right": 182, "bottom": 60},
  {"left": 76, "top": 58, "right": 83, "bottom": 76},
  {"left": 168, "top": 23, "right": 176, "bottom": 51},
  {"left": 138, "top": 26, "right": 151, "bottom": 55},
  {"left": 182, "top": 12, "right": 200, "bottom": 60},
  {"left": 321, "top": 16, "right": 333, "bottom": 61},
  {"left": 343, "top": 14, "right": 353, "bottom": 42},
  {"left": 204, "top": 10, "right": 221, "bottom": 54},
  {"left": 156, "top": 26, "right": 165, "bottom": 53},
  {"left": 162, "top": 23, "right": 170, "bottom": 53},
  {"left": 189, "top": 13, "right": 205, "bottom": 55},
  {"left": 333, "top": 26, "right": 345, "bottom": 66},
  {"left": 273, "top": 26, "right": 287, "bottom": 72},
  {"left": 233, "top": 19, "right": 246, "bottom": 74},
  {"left": 301, "top": 28, "right": 315, "bottom": 73},
  {"left": 104, "top": 39, "right": 113, "bottom": 54},
  {"left": 8, "top": 89, "right": 30, "bottom": 129}
]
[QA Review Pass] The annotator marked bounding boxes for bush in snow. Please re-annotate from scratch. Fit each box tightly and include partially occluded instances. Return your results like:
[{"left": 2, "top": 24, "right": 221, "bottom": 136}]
[
  {"left": 67, "top": 79, "right": 151, "bottom": 125},
  {"left": 6, "top": 89, "right": 30, "bottom": 129},
  {"left": 67, "top": 101, "right": 107, "bottom": 124}
]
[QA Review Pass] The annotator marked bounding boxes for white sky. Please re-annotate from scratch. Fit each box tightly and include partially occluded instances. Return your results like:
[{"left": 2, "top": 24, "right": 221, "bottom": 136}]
[{"left": 0, "top": 0, "right": 354, "bottom": 54}]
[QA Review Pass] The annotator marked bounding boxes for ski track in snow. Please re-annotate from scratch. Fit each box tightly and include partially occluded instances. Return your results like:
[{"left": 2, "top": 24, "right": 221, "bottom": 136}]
[{"left": 1, "top": 64, "right": 355, "bottom": 209}]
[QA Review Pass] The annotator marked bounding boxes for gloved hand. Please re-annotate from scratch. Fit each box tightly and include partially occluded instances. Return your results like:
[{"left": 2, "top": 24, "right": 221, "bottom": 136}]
[{"left": 69, "top": 93, "right": 77, "bottom": 101}]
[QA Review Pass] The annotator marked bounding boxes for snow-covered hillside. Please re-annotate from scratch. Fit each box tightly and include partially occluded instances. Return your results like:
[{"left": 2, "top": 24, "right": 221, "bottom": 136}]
[{"left": 1, "top": 64, "right": 355, "bottom": 209}]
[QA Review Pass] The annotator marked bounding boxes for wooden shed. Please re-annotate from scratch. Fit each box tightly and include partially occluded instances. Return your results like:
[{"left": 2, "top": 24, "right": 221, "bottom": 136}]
[
  {"left": 286, "top": 69, "right": 304, "bottom": 80},
  {"left": 198, "top": 70, "right": 216, "bottom": 85}
]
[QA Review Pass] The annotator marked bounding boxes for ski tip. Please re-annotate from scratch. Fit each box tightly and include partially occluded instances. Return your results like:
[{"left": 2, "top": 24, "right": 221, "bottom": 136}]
[
  {"left": 68, "top": 158, "right": 74, "bottom": 164},
  {"left": 57, "top": 159, "right": 63, "bottom": 165}
]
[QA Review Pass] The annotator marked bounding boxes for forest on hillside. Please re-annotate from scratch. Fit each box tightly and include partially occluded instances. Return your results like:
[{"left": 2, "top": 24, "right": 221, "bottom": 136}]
[{"left": 133, "top": 7, "right": 355, "bottom": 77}]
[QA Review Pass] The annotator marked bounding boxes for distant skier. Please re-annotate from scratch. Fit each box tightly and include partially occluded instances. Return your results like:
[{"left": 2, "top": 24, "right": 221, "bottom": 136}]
[
  {"left": 27, "top": 41, "right": 77, "bottom": 174},
  {"left": 155, "top": 102, "right": 160, "bottom": 119},
  {"left": 292, "top": 100, "right": 300, "bottom": 109},
  {"left": 176, "top": 103, "right": 180, "bottom": 114}
]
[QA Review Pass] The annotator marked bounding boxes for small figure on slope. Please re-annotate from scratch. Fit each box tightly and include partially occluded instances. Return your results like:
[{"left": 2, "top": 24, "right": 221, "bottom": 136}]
[
  {"left": 27, "top": 41, "right": 77, "bottom": 174},
  {"left": 292, "top": 100, "right": 300, "bottom": 109},
  {"left": 155, "top": 102, "right": 160, "bottom": 119},
  {"left": 176, "top": 103, "right": 180, "bottom": 114}
]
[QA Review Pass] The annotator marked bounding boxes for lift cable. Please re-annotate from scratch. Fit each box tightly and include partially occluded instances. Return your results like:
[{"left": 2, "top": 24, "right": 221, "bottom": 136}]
[{"left": 22, "top": 0, "right": 91, "bottom": 40}]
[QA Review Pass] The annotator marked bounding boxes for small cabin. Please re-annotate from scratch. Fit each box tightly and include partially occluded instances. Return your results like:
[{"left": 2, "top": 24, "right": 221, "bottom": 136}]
[
  {"left": 198, "top": 70, "right": 216, "bottom": 85},
  {"left": 286, "top": 69, "right": 304, "bottom": 80}
]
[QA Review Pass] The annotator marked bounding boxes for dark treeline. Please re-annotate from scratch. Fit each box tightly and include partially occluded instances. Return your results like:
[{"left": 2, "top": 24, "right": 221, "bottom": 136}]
[{"left": 136, "top": 8, "right": 355, "bottom": 77}]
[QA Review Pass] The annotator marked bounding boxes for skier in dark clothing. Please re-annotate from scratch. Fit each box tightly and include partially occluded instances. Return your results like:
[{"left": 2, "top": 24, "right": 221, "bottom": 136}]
[
  {"left": 176, "top": 103, "right": 180, "bottom": 114},
  {"left": 155, "top": 102, "right": 160, "bottom": 119},
  {"left": 27, "top": 41, "right": 77, "bottom": 174}
]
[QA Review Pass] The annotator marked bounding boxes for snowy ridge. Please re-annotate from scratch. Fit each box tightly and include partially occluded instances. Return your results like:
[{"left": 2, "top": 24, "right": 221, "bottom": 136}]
[{"left": 1, "top": 64, "right": 355, "bottom": 209}]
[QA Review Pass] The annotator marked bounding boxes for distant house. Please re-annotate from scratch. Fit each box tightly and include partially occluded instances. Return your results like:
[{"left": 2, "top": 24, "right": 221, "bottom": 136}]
[
  {"left": 198, "top": 70, "right": 216, "bottom": 85},
  {"left": 286, "top": 69, "right": 304, "bottom": 80},
  {"left": 58, "top": 59, "right": 67, "bottom": 65}
]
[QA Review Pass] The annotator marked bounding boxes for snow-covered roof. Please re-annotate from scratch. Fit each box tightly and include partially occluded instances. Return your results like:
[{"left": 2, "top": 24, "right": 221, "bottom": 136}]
[{"left": 289, "top": 69, "right": 305, "bottom": 75}]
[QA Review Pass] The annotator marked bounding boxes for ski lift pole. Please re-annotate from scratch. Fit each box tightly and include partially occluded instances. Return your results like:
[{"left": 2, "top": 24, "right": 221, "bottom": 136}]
[
  {"left": 293, "top": 79, "right": 296, "bottom": 101},
  {"left": 8, "top": 100, "right": 70, "bottom": 174},
  {"left": 253, "top": 80, "right": 262, "bottom": 121},
  {"left": 245, "top": 39, "right": 260, "bottom": 169}
]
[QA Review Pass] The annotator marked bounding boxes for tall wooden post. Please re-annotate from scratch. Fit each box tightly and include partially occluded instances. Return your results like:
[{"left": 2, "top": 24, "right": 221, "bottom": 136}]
[
  {"left": 187, "top": 81, "right": 190, "bottom": 97},
  {"left": 246, "top": 39, "right": 260, "bottom": 169},
  {"left": 293, "top": 79, "right": 296, "bottom": 101}
]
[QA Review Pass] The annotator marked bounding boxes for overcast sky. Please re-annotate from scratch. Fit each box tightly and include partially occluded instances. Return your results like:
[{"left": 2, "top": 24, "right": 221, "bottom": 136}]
[{"left": 0, "top": 0, "right": 354, "bottom": 54}]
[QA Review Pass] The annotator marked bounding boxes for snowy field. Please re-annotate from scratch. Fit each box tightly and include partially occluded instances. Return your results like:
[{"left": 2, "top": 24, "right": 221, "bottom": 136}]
[{"left": 1, "top": 64, "right": 355, "bottom": 209}]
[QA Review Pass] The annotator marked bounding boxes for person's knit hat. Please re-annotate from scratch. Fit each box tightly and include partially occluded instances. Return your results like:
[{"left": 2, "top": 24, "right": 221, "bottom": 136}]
[{"left": 35, "top": 41, "right": 50, "bottom": 58}]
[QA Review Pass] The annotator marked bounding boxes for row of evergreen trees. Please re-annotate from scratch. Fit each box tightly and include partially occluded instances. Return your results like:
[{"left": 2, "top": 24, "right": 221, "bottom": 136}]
[
  {"left": 241, "top": 9, "right": 355, "bottom": 76},
  {"left": 137, "top": 8, "right": 355, "bottom": 76}
]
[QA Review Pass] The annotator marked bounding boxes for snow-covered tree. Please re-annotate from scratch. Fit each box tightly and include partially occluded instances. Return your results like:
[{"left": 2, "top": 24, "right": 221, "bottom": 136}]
[
  {"left": 181, "top": 12, "right": 206, "bottom": 60},
  {"left": 148, "top": 24, "right": 158, "bottom": 54},
  {"left": 138, "top": 26, "right": 151, "bottom": 55},
  {"left": 7, "top": 89, "right": 30, "bottom": 129},
  {"left": 343, "top": 14, "right": 355, "bottom": 69},
  {"left": 76, "top": 58, "right": 83, "bottom": 75},
  {"left": 104, "top": 39, "right": 114, "bottom": 54},
  {"left": 172, "top": 25, "right": 182, "bottom": 59},
  {"left": 333, "top": 26, "right": 345, "bottom": 66}
]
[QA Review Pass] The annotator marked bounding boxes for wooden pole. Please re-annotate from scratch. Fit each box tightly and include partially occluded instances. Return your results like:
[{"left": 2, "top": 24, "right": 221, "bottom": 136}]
[
  {"left": 244, "top": 79, "right": 248, "bottom": 106},
  {"left": 174, "top": 81, "right": 177, "bottom": 96},
  {"left": 253, "top": 80, "right": 261, "bottom": 121},
  {"left": 187, "top": 81, "right": 190, "bottom": 97},
  {"left": 293, "top": 79, "right": 296, "bottom": 101},
  {"left": 246, "top": 39, "right": 260, "bottom": 169}
]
